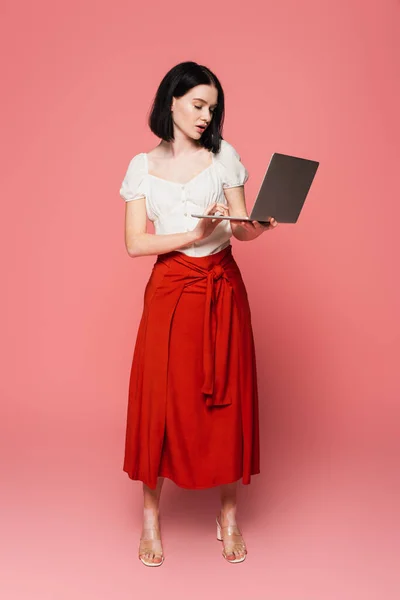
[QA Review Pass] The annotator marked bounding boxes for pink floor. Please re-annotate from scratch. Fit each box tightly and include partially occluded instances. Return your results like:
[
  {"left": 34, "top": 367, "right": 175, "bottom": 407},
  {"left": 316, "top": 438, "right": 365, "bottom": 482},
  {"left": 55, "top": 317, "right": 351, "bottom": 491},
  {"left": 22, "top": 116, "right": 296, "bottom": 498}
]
[{"left": 2, "top": 426, "right": 398, "bottom": 600}]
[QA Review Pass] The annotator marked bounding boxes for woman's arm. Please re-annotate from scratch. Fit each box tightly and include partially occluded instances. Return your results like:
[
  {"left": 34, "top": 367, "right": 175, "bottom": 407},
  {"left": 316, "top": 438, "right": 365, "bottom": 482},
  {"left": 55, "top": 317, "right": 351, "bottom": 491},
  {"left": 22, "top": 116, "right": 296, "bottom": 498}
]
[
  {"left": 223, "top": 186, "right": 277, "bottom": 241},
  {"left": 124, "top": 198, "right": 227, "bottom": 257}
]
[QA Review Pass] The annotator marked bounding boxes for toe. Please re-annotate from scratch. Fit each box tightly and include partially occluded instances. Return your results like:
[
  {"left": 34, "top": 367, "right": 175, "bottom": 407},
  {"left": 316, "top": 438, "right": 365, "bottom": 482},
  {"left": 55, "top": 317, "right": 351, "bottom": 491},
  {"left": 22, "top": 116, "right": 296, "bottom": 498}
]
[
  {"left": 151, "top": 553, "right": 162, "bottom": 564},
  {"left": 234, "top": 546, "right": 245, "bottom": 560}
]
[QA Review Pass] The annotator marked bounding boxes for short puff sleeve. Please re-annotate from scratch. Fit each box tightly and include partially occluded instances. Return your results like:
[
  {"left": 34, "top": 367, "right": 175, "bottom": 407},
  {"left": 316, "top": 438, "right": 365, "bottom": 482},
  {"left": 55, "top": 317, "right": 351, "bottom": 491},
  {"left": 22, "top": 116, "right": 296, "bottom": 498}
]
[
  {"left": 214, "top": 139, "right": 249, "bottom": 189},
  {"left": 119, "top": 153, "right": 148, "bottom": 201}
]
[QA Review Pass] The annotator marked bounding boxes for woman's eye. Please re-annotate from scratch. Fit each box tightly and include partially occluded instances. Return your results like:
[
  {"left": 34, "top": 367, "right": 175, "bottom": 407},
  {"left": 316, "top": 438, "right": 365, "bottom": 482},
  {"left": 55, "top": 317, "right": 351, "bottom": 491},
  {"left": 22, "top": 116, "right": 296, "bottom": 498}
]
[{"left": 195, "top": 105, "right": 215, "bottom": 111}]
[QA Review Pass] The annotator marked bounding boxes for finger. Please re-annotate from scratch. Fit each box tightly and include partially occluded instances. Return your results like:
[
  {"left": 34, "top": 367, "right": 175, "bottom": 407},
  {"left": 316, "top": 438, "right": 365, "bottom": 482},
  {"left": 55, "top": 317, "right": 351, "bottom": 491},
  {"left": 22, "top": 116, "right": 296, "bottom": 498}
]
[
  {"left": 212, "top": 205, "right": 225, "bottom": 216},
  {"left": 215, "top": 205, "right": 229, "bottom": 216},
  {"left": 205, "top": 202, "right": 217, "bottom": 215},
  {"left": 241, "top": 221, "right": 255, "bottom": 229},
  {"left": 256, "top": 219, "right": 275, "bottom": 229},
  {"left": 262, "top": 218, "right": 277, "bottom": 229}
]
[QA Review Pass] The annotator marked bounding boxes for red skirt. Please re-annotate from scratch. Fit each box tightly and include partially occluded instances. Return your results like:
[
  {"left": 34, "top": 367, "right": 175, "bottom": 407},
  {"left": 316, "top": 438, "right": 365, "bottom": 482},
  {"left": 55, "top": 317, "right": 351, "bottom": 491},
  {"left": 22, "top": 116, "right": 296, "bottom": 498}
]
[{"left": 123, "top": 244, "right": 260, "bottom": 490}]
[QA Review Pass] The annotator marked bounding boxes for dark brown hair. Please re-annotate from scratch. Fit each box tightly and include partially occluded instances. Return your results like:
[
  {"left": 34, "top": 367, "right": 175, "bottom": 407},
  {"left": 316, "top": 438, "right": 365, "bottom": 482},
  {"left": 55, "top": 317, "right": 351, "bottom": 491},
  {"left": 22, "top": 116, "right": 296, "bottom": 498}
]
[{"left": 148, "top": 61, "right": 225, "bottom": 153}]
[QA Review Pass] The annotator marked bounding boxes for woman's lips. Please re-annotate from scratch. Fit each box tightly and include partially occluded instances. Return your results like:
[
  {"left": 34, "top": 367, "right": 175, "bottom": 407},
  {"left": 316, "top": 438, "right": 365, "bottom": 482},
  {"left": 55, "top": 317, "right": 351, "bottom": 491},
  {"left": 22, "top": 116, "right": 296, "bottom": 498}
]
[{"left": 195, "top": 125, "right": 206, "bottom": 132}]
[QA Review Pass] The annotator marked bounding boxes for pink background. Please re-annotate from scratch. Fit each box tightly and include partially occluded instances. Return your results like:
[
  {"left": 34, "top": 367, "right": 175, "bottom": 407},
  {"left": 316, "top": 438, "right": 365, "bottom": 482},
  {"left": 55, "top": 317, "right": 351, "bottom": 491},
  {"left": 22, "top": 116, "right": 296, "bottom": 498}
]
[{"left": 1, "top": 0, "right": 399, "bottom": 598}]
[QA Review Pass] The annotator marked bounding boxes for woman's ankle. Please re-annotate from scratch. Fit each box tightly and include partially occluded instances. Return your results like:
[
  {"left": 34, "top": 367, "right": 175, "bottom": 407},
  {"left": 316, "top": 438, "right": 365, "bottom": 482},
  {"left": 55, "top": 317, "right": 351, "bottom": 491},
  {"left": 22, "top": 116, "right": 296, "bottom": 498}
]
[
  {"left": 220, "top": 506, "right": 237, "bottom": 524},
  {"left": 143, "top": 507, "right": 160, "bottom": 524}
]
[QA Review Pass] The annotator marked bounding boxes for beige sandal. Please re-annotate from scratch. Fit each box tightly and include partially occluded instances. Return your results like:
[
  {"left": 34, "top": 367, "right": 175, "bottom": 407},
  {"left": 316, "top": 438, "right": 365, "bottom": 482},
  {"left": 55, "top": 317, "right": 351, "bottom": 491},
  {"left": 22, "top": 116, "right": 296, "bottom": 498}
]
[
  {"left": 216, "top": 516, "right": 247, "bottom": 563},
  {"left": 138, "top": 526, "right": 164, "bottom": 567}
]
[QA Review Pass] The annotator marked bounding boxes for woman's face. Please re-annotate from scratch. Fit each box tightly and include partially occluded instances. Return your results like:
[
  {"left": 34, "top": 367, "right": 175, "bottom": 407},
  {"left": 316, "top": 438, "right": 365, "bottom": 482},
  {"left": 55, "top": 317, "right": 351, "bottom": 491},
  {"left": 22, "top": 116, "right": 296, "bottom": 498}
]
[{"left": 171, "top": 84, "right": 218, "bottom": 140}]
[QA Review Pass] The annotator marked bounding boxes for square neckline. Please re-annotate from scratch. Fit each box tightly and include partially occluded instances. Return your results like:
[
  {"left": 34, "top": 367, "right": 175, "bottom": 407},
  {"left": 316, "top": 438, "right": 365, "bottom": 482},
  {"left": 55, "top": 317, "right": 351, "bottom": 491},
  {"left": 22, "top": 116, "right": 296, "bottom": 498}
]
[{"left": 143, "top": 152, "right": 214, "bottom": 187}]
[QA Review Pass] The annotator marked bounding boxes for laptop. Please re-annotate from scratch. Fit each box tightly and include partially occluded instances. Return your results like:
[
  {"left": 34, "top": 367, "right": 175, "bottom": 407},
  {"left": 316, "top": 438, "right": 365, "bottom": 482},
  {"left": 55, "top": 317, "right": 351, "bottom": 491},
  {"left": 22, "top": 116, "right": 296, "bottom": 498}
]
[{"left": 191, "top": 152, "right": 319, "bottom": 224}]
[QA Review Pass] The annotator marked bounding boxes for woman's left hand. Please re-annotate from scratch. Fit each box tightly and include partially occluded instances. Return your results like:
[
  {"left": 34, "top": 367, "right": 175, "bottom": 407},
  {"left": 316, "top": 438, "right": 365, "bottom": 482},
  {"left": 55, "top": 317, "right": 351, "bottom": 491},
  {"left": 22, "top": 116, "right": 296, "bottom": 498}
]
[{"left": 238, "top": 217, "right": 278, "bottom": 237}]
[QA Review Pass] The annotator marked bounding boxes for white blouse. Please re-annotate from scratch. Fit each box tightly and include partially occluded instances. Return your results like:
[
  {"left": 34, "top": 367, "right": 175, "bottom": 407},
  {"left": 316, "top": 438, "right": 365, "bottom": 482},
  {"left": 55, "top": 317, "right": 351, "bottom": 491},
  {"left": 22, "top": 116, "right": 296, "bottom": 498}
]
[{"left": 119, "top": 139, "right": 249, "bottom": 257}]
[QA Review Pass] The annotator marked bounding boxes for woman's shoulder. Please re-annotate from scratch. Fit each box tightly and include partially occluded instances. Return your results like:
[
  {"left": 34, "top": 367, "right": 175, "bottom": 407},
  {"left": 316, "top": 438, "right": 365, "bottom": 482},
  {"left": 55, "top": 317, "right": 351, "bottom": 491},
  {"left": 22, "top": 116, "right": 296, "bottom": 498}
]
[
  {"left": 124, "top": 152, "right": 147, "bottom": 175},
  {"left": 146, "top": 144, "right": 165, "bottom": 158},
  {"left": 213, "top": 139, "right": 248, "bottom": 187},
  {"left": 127, "top": 151, "right": 147, "bottom": 163},
  {"left": 120, "top": 152, "right": 148, "bottom": 202},
  {"left": 214, "top": 139, "right": 242, "bottom": 161},
  {"left": 218, "top": 138, "right": 239, "bottom": 152}
]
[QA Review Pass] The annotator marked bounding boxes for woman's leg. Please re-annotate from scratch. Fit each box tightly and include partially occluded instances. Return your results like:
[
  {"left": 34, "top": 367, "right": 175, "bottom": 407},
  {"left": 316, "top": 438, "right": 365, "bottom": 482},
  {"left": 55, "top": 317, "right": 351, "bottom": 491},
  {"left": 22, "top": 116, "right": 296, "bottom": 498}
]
[
  {"left": 219, "top": 481, "right": 246, "bottom": 561},
  {"left": 140, "top": 477, "right": 165, "bottom": 565}
]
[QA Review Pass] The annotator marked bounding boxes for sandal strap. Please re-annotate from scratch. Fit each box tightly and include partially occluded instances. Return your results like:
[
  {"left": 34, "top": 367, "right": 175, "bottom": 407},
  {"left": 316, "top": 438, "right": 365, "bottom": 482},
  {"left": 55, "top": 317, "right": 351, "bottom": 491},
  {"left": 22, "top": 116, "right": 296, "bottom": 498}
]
[
  {"left": 222, "top": 539, "right": 246, "bottom": 548},
  {"left": 221, "top": 535, "right": 246, "bottom": 546},
  {"left": 140, "top": 527, "right": 161, "bottom": 541},
  {"left": 216, "top": 517, "right": 243, "bottom": 537},
  {"left": 219, "top": 524, "right": 242, "bottom": 537},
  {"left": 139, "top": 538, "right": 163, "bottom": 556}
]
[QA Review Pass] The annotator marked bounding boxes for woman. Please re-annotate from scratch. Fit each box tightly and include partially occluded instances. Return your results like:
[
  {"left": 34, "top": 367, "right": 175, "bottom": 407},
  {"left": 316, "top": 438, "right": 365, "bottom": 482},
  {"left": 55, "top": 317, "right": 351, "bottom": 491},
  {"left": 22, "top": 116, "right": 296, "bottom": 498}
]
[{"left": 119, "top": 61, "right": 278, "bottom": 567}]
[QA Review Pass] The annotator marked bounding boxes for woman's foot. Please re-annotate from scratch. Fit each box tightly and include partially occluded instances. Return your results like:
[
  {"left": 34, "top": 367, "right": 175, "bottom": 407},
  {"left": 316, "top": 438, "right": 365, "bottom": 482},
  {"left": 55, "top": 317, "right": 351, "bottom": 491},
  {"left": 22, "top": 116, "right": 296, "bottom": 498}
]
[
  {"left": 216, "top": 510, "right": 247, "bottom": 563},
  {"left": 139, "top": 510, "right": 164, "bottom": 567}
]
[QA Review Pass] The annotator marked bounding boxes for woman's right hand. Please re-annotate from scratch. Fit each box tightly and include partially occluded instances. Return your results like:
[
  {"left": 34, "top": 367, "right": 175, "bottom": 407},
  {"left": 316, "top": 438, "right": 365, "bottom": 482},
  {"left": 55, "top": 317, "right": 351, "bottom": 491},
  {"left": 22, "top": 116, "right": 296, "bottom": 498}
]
[{"left": 193, "top": 202, "right": 229, "bottom": 241}]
